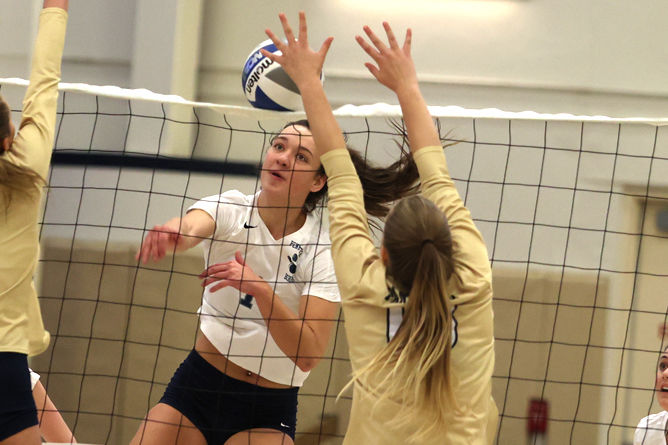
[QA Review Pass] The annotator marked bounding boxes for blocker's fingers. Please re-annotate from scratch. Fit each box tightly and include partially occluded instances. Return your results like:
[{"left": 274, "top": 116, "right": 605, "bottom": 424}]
[
  {"left": 403, "top": 28, "right": 412, "bottom": 53},
  {"left": 279, "top": 13, "right": 297, "bottom": 44},
  {"left": 383, "top": 22, "right": 399, "bottom": 49},
  {"left": 318, "top": 36, "right": 334, "bottom": 58},
  {"left": 364, "top": 62, "right": 380, "bottom": 78},
  {"left": 260, "top": 47, "right": 280, "bottom": 64},
  {"left": 264, "top": 28, "right": 285, "bottom": 53},
  {"left": 356, "top": 35, "right": 381, "bottom": 61},
  {"left": 298, "top": 11, "right": 308, "bottom": 45},
  {"left": 363, "top": 25, "right": 388, "bottom": 52}
]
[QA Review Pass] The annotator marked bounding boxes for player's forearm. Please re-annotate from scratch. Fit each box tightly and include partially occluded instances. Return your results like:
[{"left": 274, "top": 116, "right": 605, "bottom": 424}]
[
  {"left": 395, "top": 83, "right": 441, "bottom": 152},
  {"left": 160, "top": 217, "right": 199, "bottom": 251},
  {"left": 165, "top": 212, "right": 213, "bottom": 251},
  {"left": 253, "top": 283, "right": 326, "bottom": 372},
  {"left": 299, "top": 77, "right": 347, "bottom": 155},
  {"left": 19, "top": 5, "right": 68, "bottom": 178}
]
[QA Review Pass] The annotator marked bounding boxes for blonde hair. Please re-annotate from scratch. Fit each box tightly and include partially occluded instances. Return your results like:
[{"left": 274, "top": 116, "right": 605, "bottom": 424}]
[
  {"left": 349, "top": 195, "right": 455, "bottom": 443},
  {"left": 0, "top": 97, "right": 44, "bottom": 209}
]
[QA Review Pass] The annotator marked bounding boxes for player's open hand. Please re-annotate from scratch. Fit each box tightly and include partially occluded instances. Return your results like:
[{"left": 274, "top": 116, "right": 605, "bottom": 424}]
[
  {"left": 356, "top": 22, "right": 417, "bottom": 94},
  {"left": 135, "top": 225, "right": 180, "bottom": 264},
  {"left": 200, "top": 251, "right": 265, "bottom": 295},
  {"left": 262, "top": 12, "right": 333, "bottom": 90}
]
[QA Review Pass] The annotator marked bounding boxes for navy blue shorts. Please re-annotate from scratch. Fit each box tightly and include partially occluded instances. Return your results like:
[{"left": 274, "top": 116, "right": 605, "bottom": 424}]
[
  {"left": 0, "top": 352, "right": 38, "bottom": 441},
  {"left": 159, "top": 350, "right": 298, "bottom": 444}
]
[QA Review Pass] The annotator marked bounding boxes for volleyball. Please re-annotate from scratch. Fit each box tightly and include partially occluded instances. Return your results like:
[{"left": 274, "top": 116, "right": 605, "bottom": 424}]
[{"left": 241, "top": 39, "right": 323, "bottom": 111}]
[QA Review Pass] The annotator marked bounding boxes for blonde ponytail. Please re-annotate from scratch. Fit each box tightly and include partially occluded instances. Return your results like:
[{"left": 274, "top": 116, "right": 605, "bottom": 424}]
[{"left": 346, "top": 195, "right": 456, "bottom": 442}]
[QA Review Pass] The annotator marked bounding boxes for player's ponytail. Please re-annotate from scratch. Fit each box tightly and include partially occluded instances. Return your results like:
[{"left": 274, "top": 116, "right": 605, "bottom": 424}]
[
  {"left": 0, "top": 96, "right": 44, "bottom": 210},
  {"left": 348, "top": 195, "right": 455, "bottom": 442}
]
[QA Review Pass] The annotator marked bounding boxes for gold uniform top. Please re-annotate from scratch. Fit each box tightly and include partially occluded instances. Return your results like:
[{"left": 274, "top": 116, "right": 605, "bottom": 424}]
[
  {"left": 321, "top": 145, "right": 498, "bottom": 445},
  {"left": 0, "top": 8, "right": 68, "bottom": 357}
]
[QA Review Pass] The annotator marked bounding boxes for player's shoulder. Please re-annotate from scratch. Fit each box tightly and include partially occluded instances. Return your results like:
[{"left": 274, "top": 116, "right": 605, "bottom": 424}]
[
  {"left": 637, "top": 410, "right": 668, "bottom": 428},
  {"left": 302, "top": 211, "right": 332, "bottom": 246},
  {"left": 195, "top": 190, "right": 253, "bottom": 209}
]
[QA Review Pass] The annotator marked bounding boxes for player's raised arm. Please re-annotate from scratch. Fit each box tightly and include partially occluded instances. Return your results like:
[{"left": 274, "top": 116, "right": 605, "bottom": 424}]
[
  {"left": 135, "top": 210, "right": 215, "bottom": 264},
  {"left": 5, "top": 0, "right": 69, "bottom": 181},
  {"left": 261, "top": 12, "right": 346, "bottom": 157},
  {"left": 355, "top": 22, "right": 440, "bottom": 154}
]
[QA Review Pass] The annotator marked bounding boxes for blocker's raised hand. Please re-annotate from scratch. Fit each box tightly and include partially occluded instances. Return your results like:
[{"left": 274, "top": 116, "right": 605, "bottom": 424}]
[
  {"left": 356, "top": 22, "right": 417, "bottom": 94},
  {"left": 262, "top": 12, "right": 333, "bottom": 90}
]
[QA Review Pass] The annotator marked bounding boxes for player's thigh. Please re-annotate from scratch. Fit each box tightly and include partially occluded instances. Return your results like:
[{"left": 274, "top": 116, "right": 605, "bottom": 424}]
[
  {"left": 224, "top": 428, "right": 294, "bottom": 445},
  {"left": 0, "top": 425, "right": 41, "bottom": 445},
  {"left": 130, "top": 402, "right": 206, "bottom": 445}
]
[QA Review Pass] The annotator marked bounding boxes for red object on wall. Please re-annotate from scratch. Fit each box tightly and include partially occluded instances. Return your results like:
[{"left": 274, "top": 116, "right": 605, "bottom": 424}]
[{"left": 527, "top": 398, "right": 549, "bottom": 433}]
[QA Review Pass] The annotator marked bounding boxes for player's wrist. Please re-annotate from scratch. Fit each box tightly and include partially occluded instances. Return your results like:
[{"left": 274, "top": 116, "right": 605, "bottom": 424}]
[
  {"left": 252, "top": 280, "right": 274, "bottom": 301},
  {"left": 394, "top": 81, "right": 420, "bottom": 100},
  {"left": 296, "top": 75, "right": 324, "bottom": 94}
]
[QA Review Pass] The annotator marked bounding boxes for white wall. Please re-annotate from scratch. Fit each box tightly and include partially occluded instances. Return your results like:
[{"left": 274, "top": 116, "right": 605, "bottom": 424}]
[
  {"left": 3, "top": 0, "right": 668, "bottom": 117},
  {"left": 198, "top": 0, "right": 668, "bottom": 117},
  {"left": 0, "top": 0, "right": 136, "bottom": 87}
]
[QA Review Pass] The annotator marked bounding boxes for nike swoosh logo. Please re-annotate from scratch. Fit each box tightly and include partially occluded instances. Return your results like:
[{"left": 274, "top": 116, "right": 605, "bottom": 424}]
[
  {"left": 280, "top": 422, "right": 290, "bottom": 428},
  {"left": 243, "top": 222, "right": 257, "bottom": 229}
]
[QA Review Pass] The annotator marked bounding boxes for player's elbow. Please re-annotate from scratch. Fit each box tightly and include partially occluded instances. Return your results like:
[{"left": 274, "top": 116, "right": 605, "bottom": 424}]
[{"left": 295, "top": 356, "right": 320, "bottom": 372}]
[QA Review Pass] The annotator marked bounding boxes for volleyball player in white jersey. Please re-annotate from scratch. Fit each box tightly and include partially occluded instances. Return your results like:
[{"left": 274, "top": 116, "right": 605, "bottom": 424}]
[
  {"left": 132, "top": 112, "right": 417, "bottom": 443},
  {"left": 130, "top": 119, "right": 339, "bottom": 445},
  {"left": 634, "top": 346, "right": 668, "bottom": 445},
  {"left": 0, "top": 1, "right": 69, "bottom": 444},
  {"left": 262, "top": 12, "right": 497, "bottom": 444}
]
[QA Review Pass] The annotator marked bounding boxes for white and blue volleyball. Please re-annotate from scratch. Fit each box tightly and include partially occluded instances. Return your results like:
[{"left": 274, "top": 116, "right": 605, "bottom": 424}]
[{"left": 242, "top": 39, "right": 323, "bottom": 111}]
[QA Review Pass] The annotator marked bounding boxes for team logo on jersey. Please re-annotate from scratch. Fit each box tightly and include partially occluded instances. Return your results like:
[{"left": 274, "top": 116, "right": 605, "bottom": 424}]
[
  {"left": 385, "top": 285, "right": 408, "bottom": 303},
  {"left": 283, "top": 240, "right": 303, "bottom": 283},
  {"left": 238, "top": 273, "right": 266, "bottom": 309}
]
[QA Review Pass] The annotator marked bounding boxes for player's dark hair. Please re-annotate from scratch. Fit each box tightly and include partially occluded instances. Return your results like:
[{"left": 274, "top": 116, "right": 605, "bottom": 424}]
[{"left": 280, "top": 119, "right": 419, "bottom": 215}]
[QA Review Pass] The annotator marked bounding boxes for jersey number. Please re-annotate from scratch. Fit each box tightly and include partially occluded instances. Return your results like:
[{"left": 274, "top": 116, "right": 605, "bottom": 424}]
[{"left": 240, "top": 294, "right": 254, "bottom": 309}]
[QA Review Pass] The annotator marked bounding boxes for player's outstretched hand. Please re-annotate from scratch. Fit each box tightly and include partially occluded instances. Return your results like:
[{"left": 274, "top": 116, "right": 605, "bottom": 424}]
[
  {"left": 261, "top": 12, "right": 333, "bottom": 90},
  {"left": 356, "top": 22, "right": 417, "bottom": 94},
  {"left": 135, "top": 225, "right": 180, "bottom": 264}
]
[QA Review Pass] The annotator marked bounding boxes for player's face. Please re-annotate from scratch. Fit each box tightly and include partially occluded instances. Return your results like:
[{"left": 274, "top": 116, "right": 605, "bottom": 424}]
[
  {"left": 656, "top": 348, "right": 668, "bottom": 410},
  {"left": 261, "top": 124, "right": 325, "bottom": 204}
]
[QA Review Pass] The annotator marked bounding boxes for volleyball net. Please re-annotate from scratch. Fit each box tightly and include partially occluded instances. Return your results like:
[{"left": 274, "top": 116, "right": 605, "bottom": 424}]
[{"left": 2, "top": 78, "right": 667, "bottom": 445}]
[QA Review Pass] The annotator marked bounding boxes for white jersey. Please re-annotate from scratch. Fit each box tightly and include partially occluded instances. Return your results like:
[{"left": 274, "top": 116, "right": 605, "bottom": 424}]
[
  {"left": 189, "top": 191, "right": 340, "bottom": 386},
  {"left": 635, "top": 411, "right": 668, "bottom": 445}
]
